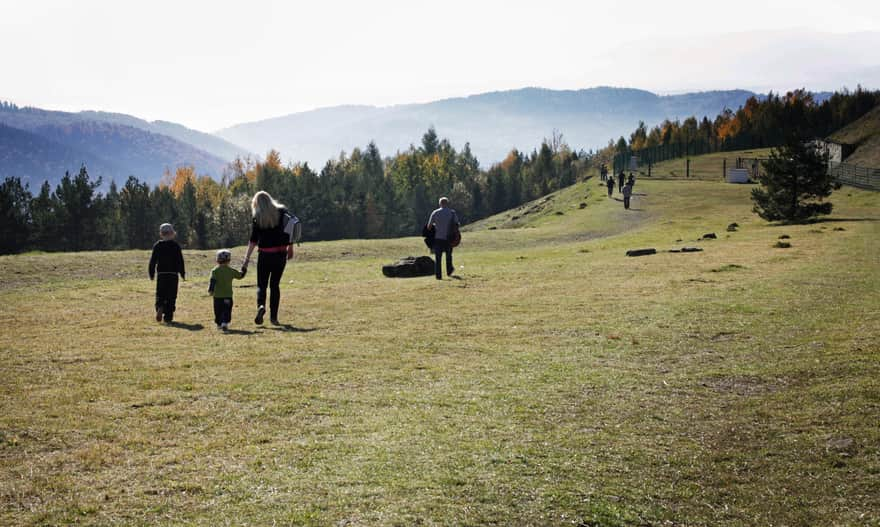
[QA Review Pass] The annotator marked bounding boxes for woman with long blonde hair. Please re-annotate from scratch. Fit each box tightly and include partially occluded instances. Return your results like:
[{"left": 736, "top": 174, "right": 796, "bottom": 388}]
[{"left": 242, "top": 191, "right": 294, "bottom": 325}]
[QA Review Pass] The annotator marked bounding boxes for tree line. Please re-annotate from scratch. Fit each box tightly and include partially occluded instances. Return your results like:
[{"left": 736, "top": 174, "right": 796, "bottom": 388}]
[
  {"left": 610, "top": 87, "right": 880, "bottom": 170},
  {"left": 0, "top": 128, "right": 594, "bottom": 254}
]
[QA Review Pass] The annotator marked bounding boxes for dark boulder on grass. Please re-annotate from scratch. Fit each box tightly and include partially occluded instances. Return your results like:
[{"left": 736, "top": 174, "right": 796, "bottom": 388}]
[
  {"left": 382, "top": 256, "right": 435, "bottom": 278},
  {"left": 626, "top": 248, "right": 657, "bottom": 257},
  {"left": 727, "top": 223, "right": 739, "bottom": 232},
  {"left": 702, "top": 232, "right": 717, "bottom": 239}
]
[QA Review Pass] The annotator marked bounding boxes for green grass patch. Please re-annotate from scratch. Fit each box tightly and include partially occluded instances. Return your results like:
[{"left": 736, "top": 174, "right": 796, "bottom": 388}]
[{"left": 1, "top": 180, "right": 878, "bottom": 525}]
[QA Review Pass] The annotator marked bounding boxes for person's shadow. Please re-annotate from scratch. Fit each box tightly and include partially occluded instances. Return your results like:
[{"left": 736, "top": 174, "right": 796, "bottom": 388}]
[
  {"left": 223, "top": 328, "right": 259, "bottom": 335},
  {"left": 167, "top": 322, "right": 204, "bottom": 331},
  {"left": 267, "top": 324, "right": 319, "bottom": 333}
]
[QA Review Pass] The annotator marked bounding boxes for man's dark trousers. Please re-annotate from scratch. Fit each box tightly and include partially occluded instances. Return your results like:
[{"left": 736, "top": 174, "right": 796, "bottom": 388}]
[{"left": 433, "top": 239, "right": 453, "bottom": 279}]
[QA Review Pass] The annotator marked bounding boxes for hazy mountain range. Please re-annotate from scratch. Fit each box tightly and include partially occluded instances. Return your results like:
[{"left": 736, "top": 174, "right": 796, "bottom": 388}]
[
  {"left": 0, "top": 86, "right": 811, "bottom": 188},
  {"left": 0, "top": 105, "right": 248, "bottom": 188},
  {"left": 216, "top": 87, "right": 759, "bottom": 167}
]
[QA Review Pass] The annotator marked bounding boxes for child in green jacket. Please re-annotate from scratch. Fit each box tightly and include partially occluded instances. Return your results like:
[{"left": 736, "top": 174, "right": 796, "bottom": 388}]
[{"left": 208, "top": 249, "right": 247, "bottom": 330}]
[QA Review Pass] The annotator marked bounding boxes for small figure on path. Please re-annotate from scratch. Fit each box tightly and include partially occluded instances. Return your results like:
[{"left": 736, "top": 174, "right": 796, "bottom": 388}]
[
  {"left": 208, "top": 249, "right": 247, "bottom": 331},
  {"left": 148, "top": 223, "right": 185, "bottom": 323},
  {"left": 618, "top": 171, "right": 625, "bottom": 192},
  {"left": 622, "top": 181, "right": 633, "bottom": 210},
  {"left": 627, "top": 173, "right": 636, "bottom": 188},
  {"left": 426, "top": 196, "right": 460, "bottom": 280},
  {"left": 600, "top": 163, "right": 608, "bottom": 182},
  {"left": 242, "top": 191, "right": 295, "bottom": 325},
  {"left": 606, "top": 176, "right": 614, "bottom": 197}
]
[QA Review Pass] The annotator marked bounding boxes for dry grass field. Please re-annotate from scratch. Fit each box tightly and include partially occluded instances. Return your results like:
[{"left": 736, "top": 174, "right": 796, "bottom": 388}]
[{"left": 1, "top": 178, "right": 878, "bottom": 526}]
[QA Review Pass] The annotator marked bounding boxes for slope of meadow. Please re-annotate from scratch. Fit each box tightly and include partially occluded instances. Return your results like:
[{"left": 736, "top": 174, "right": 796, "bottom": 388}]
[
  {"left": 634, "top": 148, "right": 775, "bottom": 181},
  {"left": 0, "top": 179, "right": 878, "bottom": 526},
  {"left": 829, "top": 104, "right": 880, "bottom": 167}
]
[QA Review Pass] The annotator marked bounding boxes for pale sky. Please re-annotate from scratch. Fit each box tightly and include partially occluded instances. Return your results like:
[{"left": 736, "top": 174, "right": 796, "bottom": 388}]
[{"left": 2, "top": 0, "right": 879, "bottom": 131}]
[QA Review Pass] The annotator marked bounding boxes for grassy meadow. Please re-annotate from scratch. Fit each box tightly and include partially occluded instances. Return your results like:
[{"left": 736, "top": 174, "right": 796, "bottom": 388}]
[
  {"left": 1, "top": 177, "right": 878, "bottom": 526},
  {"left": 637, "top": 149, "right": 774, "bottom": 181}
]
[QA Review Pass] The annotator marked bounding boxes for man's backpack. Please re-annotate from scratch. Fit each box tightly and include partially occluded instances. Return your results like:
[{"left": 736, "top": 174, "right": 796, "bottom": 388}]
[{"left": 283, "top": 211, "right": 302, "bottom": 245}]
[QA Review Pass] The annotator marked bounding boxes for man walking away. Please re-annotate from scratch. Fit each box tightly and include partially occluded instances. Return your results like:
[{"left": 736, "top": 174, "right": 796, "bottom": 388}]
[
  {"left": 606, "top": 176, "right": 614, "bottom": 197},
  {"left": 622, "top": 181, "right": 633, "bottom": 210},
  {"left": 426, "top": 197, "right": 460, "bottom": 280},
  {"left": 618, "top": 171, "right": 625, "bottom": 192}
]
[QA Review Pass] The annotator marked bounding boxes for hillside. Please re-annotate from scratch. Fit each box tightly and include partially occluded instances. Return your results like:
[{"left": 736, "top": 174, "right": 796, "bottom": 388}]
[
  {"left": 636, "top": 148, "right": 775, "bottom": 181},
  {"left": 0, "top": 105, "right": 234, "bottom": 187},
  {"left": 0, "top": 123, "right": 126, "bottom": 187},
  {"left": 829, "top": 104, "right": 880, "bottom": 166},
  {"left": 216, "top": 87, "right": 757, "bottom": 166},
  {"left": 1, "top": 179, "right": 877, "bottom": 525},
  {"left": 79, "top": 110, "right": 251, "bottom": 161}
]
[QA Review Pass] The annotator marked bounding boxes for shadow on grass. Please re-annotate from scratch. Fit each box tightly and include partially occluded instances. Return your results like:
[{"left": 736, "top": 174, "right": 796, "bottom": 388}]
[
  {"left": 223, "top": 328, "right": 259, "bottom": 335},
  {"left": 767, "top": 217, "right": 878, "bottom": 227},
  {"left": 167, "top": 322, "right": 204, "bottom": 331},
  {"left": 809, "top": 217, "right": 878, "bottom": 223},
  {"left": 267, "top": 324, "right": 319, "bottom": 333}
]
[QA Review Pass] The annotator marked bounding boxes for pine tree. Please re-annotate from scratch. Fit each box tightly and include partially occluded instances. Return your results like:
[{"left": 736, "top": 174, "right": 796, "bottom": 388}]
[
  {"left": 0, "top": 177, "right": 32, "bottom": 254},
  {"left": 751, "top": 136, "right": 835, "bottom": 222},
  {"left": 54, "top": 166, "right": 102, "bottom": 251}
]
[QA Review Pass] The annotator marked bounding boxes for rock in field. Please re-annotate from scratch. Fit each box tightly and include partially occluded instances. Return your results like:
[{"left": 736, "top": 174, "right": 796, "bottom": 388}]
[{"left": 382, "top": 256, "right": 435, "bottom": 278}]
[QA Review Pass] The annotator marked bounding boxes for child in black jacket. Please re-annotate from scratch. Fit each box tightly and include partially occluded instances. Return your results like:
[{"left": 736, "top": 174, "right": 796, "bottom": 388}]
[{"left": 148, "top": 223, "right": 186, "bottom": 323}]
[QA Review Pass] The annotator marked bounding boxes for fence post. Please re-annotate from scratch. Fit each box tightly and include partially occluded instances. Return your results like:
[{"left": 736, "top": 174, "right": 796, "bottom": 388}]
[
  {"left": 722, "top": 159, "right": 726, "bottom": 181},
  {"left": 686, "top": 158, "right": 690, "bottom": 178}
]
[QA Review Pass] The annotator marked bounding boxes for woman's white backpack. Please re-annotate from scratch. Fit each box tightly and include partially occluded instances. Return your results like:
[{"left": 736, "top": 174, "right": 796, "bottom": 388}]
[{"left": 283, "top": 212, "right": 302, "bottom": 244}]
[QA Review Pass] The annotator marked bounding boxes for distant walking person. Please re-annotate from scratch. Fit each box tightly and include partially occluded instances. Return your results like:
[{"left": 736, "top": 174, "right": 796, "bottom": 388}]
[
  {"left": 618, "top": 171, "right": 625, "bottom": 192},
  {"left": 622, "top": 182, "right": 633, "bottom": 210},
  {"left": 627, "top": 173, "right": 635, "bottom": 188},
  {"left": 606, "top": 176, "right": 614, "bottom": 197},
  {"left": 426, "top": 197, "right": 460, "bottom": 280},
  {"left": 148, "top": 223, "right": 186, "bottom": 323},
  {"left": 242, "top": 191, "right": 295, "bottom": 325}
]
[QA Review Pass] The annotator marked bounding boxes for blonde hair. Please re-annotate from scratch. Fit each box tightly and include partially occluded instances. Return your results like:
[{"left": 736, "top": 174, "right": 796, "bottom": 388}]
[{"left": 251, "top": 191, "right": 284, "bottom": 230}]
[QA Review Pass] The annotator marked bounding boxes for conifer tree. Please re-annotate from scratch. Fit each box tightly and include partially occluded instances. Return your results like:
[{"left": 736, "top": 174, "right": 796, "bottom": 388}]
[{"left": 751, "top": 136, "right": 835, "bottom": 222}]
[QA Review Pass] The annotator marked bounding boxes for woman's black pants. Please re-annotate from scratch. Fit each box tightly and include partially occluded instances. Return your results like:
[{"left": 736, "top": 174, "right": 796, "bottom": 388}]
[{"left": 257, "top": 251, "right": 287, "bottom": 319}]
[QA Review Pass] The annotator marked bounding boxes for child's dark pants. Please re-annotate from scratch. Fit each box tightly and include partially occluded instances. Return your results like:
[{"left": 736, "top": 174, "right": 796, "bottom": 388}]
[
  {"left": 155, "top": 274, "right": 178, "bottom": 322},
  {"left": 214, "top": 297, "right": 233, "bottom": 326}
]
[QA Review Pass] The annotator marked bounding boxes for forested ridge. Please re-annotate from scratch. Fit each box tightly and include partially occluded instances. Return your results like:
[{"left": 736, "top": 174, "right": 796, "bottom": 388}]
[
  {"left": 2, "top": 87, "right": 878, "bottom": 255},
  {"left": 0, "top": 127, "right": 589, "bottom": 254},
  {"left": 609, "top": 87, "right": 880, "bottom": 167}
]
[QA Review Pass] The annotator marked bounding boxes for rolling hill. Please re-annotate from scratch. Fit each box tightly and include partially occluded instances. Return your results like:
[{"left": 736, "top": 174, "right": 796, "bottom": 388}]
[
  {"left": 216, "top": 87, "right": 758, "bottom": 166},
  {"left": 78, "top": 110, "right": 251, "bottom": 161},
  {"left": 0, "top": 104, "right": 247, "bottom": 188},
  {"left": 829, "top": 104, "right": 880, "bottom": 166}
]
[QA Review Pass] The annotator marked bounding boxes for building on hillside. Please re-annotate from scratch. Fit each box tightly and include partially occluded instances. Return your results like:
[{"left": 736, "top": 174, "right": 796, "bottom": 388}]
[{"left": 814, "top": 139, "right": 855, "bottom": 163}]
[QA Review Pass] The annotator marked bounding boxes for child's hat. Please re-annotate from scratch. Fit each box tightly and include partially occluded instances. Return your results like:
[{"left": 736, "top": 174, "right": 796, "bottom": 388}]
[
  {"left": 159, "top": 223, "right": 175, "bottom": 235},
  {"left": 216, "top": 249, "right": 232, "bottom": 263}
]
